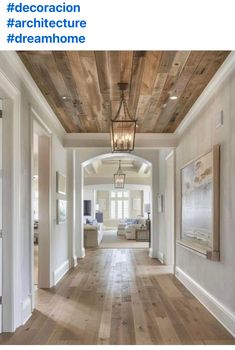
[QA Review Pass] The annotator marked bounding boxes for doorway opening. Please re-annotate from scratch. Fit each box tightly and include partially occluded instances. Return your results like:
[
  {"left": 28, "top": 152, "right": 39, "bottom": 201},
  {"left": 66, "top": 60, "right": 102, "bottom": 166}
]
[
  {"left": 31, "top": 114, "right": 52, "bottom": 309},
  {"left": 82, "top": 153, "right": 152, "bottom": 251}
]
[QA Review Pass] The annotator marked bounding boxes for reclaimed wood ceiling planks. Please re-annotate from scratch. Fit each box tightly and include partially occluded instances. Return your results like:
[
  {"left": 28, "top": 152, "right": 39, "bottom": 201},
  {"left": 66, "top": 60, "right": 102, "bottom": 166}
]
[{"left": 18, "top": 50, "right": 230, "bottom": 133}]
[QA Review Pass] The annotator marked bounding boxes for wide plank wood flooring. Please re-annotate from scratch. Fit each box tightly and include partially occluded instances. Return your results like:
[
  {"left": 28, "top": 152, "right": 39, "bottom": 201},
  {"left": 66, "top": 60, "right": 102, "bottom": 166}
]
[{"left": 0, "top": 248, "right": 234, "bottom": 345}]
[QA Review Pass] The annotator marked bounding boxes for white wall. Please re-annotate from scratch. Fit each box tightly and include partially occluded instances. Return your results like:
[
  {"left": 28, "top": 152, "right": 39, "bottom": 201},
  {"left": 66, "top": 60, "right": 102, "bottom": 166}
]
[
  {"left": 175, "top": 57, "right": 235, "bottom": 320},
  {"left": 52, "top": 136, "right": 69, "bottom": 275},
  {"left": 0, "top": 115, "right": 2, "bottom": 229},
  {"left": 70, "top": 148, "right": 168, "bottom": 259},
  {"left": 0, "top": 111, "right": 2, "bottom": 317},
  {"left": 157, "top": 150, "right": 167, "bottom": 258},
  {"left": 0, "top": 52, "right": 69, "bottom": 329}
]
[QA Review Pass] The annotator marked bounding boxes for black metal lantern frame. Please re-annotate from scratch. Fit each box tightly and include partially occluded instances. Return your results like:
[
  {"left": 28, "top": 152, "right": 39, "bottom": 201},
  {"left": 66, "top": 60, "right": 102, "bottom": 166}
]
[
  {"left": 110, "top": 83, "right": 137, "bottom": 153},
  {"left": 113, "top": 160, "right": 126, "bottom": 188}
]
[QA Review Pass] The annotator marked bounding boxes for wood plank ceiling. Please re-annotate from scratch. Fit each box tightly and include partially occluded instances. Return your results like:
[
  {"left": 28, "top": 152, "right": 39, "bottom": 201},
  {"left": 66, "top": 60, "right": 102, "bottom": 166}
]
[{"left": 18, "top": 51, "right": 230, "bottom": 133}]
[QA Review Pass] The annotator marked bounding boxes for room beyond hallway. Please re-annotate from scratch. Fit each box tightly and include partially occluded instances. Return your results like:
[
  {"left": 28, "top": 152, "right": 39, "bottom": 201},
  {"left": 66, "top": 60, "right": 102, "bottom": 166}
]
[
  {"left": 100, "top": 229, "right": 149, "bottom": 249},
  {"left": 0, "top": 249, "right": 234, "bottom": 345}
]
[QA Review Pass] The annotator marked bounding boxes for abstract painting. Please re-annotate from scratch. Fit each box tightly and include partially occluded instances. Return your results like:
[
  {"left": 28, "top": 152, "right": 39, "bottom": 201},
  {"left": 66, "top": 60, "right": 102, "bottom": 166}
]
[{"left": 181, "top": 150, "right": 214, "bottom": 250}]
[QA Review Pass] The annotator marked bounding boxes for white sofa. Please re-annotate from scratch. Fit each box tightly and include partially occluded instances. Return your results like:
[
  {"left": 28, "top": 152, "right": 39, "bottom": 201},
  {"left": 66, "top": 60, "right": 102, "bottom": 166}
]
[
  {"left": 125, "top": 224, "right": 142, "bottom": 240},
  {"left": 84, "top": 224, "right": 103, "bottom": 248},
  {"left": 117, "top": 217, "right": 147, "bottom": 240}
]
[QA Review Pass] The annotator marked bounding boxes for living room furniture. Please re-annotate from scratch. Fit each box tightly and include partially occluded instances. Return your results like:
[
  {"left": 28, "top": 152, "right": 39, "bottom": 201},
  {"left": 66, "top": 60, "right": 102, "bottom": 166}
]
[
  {"left": 117, "top": 223, "right": 127, "bottom": 236},
  {"left": 125, "top": 224, "right": 141, "bottom": 240},
  {"left": 95, "top": 212, "right": 103, "bottom": 223},
  {"left": 84, "top": 223, "right": 103, "bottom": 248},
  {"left": 136, "top": 228, "right": 149, "bottom": 242}
]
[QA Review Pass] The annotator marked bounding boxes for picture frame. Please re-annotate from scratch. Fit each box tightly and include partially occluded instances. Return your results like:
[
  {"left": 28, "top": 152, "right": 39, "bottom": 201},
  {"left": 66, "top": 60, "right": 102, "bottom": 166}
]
[
  {"left": 56, "top": 171, "right": 66, "bottom": 195},
  {"left": 177, "top": 144, "right": 220, "bottom": 261},
  {"left": 56, "top": 199, "right": 67, "bottom": 224}
]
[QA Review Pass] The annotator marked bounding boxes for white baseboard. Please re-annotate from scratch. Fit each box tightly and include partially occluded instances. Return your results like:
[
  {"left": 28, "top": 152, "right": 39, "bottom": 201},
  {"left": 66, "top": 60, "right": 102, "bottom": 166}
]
[
  {"left": 53, "top": 259, "right": 70, "bottom": 286},
  {"left": 157, "top": 251, "right": 164, "bottom": 264},
  {"left": 149, "top": 249, "right": 165, "bottom": 264},
  {"left": 149, "top": 249, "right": 165, "bottom": 263},
  {"left": 73, "top": 255, "right": 78, "bottom": 267},
  {"left": 175, "top": 266, "right": 235, "bottom": 337},
  {"left": 21, "top": 296, "right": 32, "bottom": 325},
  {"left": 78, "top": 247, "right": 85, "bottom": 259}
]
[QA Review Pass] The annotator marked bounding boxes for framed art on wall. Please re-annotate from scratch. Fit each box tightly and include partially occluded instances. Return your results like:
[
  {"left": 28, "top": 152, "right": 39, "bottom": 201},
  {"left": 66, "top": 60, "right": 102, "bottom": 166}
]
[
  {"left": 56, "top": 199, "right": 67, "bottom": 224},
  {"left": 56, "top": 171, "right": 66, "bottom": 195},
  {"left": 177, "top": 144, "right": 220, "bottom": 261}
]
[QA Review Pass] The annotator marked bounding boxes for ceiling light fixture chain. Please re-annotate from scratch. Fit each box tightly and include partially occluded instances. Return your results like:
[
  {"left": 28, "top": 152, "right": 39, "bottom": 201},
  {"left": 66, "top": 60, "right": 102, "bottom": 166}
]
[{"left": 110, "top": 82, "right": 137, "bottom": 153}]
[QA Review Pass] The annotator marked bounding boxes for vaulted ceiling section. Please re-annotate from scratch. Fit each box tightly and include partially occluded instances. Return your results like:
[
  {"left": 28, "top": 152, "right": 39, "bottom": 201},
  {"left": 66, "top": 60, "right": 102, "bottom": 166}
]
[{"left": 18, "top": 51, "right": 230, "bottom": 133}]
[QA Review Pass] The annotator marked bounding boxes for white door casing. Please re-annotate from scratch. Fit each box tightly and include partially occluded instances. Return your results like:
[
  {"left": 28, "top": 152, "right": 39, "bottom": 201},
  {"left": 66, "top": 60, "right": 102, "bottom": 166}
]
[
  {"left": 0, "top": 71, "right": 21, "bottom": 332},
  {"left": 165, "top": 151, "right": 175, "bottom": 269}
]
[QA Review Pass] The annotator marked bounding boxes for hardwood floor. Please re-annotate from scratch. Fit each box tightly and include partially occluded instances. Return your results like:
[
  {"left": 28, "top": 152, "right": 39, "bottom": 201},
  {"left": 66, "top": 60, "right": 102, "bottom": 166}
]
[{"left": 0, "top": 248, "right": 234, "bottom": 345}]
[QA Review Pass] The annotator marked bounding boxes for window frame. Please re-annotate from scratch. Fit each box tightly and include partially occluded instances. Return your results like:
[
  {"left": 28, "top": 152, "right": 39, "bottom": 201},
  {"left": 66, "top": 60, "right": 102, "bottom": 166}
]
[{"left": 109, "top": 190, "right": 130, "bottom": 220}]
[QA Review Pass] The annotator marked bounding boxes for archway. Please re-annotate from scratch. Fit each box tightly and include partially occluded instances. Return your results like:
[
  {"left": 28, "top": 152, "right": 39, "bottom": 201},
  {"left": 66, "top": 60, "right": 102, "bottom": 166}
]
[{"left": 74, "top": 151, "right": 156, "bottom": 258}]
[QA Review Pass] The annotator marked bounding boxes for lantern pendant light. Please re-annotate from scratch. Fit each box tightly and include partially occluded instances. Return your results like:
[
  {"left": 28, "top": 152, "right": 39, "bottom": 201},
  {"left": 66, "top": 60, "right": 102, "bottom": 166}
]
[
  {"left": 110, "top": 82, "right": 137, "bottom": 152},
  {"left": 114, "top": 160, "right": 126, "bottom": 188}
]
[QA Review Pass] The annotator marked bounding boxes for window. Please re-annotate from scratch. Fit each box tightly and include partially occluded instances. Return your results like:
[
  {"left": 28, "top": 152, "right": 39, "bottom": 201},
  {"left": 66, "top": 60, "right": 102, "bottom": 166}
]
[{"left": 110, "top": 191, "right": 129, "bottom": 219}]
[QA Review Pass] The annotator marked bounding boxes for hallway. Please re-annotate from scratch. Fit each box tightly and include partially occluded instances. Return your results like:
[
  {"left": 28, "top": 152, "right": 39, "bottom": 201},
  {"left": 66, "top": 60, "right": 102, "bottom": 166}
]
[{"left": 0, "top": 249, "right": 234, "bottom": 345}]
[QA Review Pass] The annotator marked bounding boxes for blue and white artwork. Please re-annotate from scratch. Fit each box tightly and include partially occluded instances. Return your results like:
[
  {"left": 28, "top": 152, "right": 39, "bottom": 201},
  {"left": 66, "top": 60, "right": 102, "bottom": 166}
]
[{"left": 181, "top": 151, "right": 213, "bottom": 249}]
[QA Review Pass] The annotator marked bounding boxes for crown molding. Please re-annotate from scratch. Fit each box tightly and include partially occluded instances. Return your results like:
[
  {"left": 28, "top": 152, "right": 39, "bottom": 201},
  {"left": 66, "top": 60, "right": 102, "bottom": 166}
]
[
  {"left": 63, "top": 133, "right": 178, "bottom": 149},
  {"left": 175, "top": 51, "right": 235, "bottom": 137},
  {"left": 0, "top": 51, "right": 65, "bottom": 139}
]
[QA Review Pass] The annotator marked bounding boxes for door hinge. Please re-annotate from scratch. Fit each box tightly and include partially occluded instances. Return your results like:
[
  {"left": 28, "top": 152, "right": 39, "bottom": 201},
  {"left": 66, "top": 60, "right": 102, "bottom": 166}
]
[
  {"left": 0, "top": 229, "right": 3, "bottom": 238},
  {"left": 0, "top": 296, "right": 2, "bottom": 305}
]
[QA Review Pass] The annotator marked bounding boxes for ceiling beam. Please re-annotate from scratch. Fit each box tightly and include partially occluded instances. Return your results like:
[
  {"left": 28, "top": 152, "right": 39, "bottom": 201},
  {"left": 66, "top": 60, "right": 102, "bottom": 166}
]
[
  {"left": 137, "top": 163, "right": 148, "bottom": 175},
  {"left": 63, "top": 133, "right": 177, "bottom": 148}
]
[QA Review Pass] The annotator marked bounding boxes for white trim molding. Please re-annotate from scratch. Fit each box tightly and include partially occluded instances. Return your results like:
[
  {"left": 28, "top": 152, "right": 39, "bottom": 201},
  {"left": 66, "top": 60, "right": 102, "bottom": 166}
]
[
  {"left": 63, "top": 133, "right": 177, "bottom": 149},
  {"left": 0, "top": 70, "right": 22, "bottom": 332},
  {"left": 157, "top": 251, "right": 164, "bottom": 264},
  {"left": 175, "top": 51, "right": 235, "bottom": 137},
  {"left": 53, "top": 260, "right": 70, "bottom": 286},
  {"left": 73, "top": 256, "right": 78, "bottom": 267},
  {"left": 0, "top": 52, "right": 65, "bottom": 139},
  {"left": 78, "top": 248, "right": 85, "bottom": 259},
  {"left": 21, "top": 296, "right": 32, "bottom": 325},
  {"left": 175, "top": 266, "right": 235, "bottom": 337}
]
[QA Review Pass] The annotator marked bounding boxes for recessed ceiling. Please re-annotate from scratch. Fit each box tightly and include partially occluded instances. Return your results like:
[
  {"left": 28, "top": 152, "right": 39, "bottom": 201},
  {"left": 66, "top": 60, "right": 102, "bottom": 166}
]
[
  {"left": 84, "top": 157, "right": 151, "bottom": 178},
  {"left": 18, "top": 51, "right": 230, "bottom": 133}
]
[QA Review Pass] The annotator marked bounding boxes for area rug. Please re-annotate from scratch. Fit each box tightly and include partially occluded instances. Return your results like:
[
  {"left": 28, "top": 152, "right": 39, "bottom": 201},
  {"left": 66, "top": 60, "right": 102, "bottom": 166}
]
[{"left": 99, "top": 230, "right": 149, "bottom": 249}]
